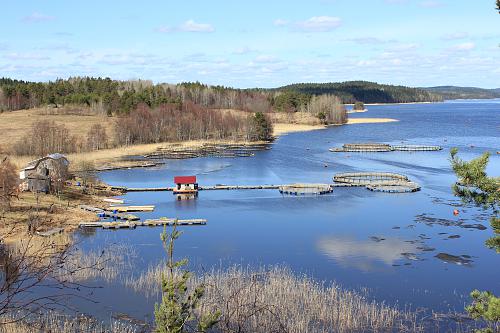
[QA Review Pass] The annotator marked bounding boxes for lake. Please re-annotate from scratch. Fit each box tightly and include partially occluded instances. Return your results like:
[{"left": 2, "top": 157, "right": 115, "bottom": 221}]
[{"left": 76, "top": 100, "right": 500, "bottom": 322}]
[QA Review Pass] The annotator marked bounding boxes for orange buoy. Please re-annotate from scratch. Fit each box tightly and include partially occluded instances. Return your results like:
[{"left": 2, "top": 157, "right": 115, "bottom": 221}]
[{"left": 453, "top": 209, "right": 459, "bottom": 216}]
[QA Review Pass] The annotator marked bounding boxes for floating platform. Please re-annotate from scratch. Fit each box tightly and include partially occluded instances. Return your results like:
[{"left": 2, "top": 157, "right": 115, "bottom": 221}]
[
  {"left": 330, "top": 143, "right": 442, "bottom": 153},
  {"left": 279, "top": 184, "right": 333, "bottom": 195},
  {"left": 108, "top": 205, "right": 155, "bottom": 212},
  {"left": 103, "top": 198, "right": 125, "bottom": 204},
  {"left": 79, "top": 205, "right": 139, "bottom": 221},
  {"left": 142, "top": 218, "right": 207, "bottom": 226}
]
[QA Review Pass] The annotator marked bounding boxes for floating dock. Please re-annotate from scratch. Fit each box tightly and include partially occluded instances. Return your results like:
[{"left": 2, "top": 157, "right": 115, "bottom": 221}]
[
  {"left": 78, "top": 205, "right": 139, "bottom": 221},
  {"left": 108, "top": 205, "right": 155, "bottom": 212}
]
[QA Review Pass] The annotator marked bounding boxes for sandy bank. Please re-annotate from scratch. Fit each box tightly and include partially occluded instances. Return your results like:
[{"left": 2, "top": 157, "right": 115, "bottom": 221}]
[
  {"left": 347, "top": 118, "right": 398, "bottom": 125},
  {"left": 273, "top": 123, "right": 326, "bottom": 136}
]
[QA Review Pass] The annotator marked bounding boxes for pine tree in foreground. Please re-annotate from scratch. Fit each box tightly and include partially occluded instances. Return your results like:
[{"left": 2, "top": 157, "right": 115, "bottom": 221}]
[
  {"left": 154, "top": 222, "right": 220, "bottom": 333},
  {"left": 450, "top": 148, "right": 499, "bottom": 332}
]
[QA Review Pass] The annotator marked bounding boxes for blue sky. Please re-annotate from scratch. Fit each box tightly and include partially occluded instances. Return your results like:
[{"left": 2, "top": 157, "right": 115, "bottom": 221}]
[{"left": 1, "top": 0, "right": 499, "bottom": 88}]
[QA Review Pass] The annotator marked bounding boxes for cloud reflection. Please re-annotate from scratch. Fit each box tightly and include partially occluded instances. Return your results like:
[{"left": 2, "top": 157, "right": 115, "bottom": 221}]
[{"left": 317, "top": 236, "right": 418, "bottom": 272}]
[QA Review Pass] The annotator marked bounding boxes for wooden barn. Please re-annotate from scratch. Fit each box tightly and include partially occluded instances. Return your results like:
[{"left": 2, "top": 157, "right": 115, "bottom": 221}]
[
  {"left": 173, "top": 176, "right": 198, "bottom": 194},
  {"left": 20, "top": 153, "right": 70, "bottom": 193}
]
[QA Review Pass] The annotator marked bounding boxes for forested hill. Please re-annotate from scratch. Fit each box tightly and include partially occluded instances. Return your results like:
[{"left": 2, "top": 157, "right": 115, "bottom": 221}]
[
  {"left": 423, "top": 86, "right": 500, "bottom": 100},
  {"left": 277, "top": 81, "right": 443, "bottom": 103}
]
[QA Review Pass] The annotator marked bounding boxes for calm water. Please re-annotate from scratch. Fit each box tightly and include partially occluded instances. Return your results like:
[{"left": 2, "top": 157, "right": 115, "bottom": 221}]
[{"left": 77, "top": 100, "right": 500, "bottom": 321}]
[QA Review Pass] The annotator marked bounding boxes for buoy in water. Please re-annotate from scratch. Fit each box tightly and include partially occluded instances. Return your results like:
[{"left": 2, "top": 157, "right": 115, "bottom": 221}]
[{"left": 453, "top": 209, "right": 459, "bottom": 216}]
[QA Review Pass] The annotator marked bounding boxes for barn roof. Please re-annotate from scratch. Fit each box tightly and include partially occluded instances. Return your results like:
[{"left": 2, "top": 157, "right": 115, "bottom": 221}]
[
  {"left": 23, "top": 154, "right": 69, "bottom": 171},
  {"left": 174, "top": 176, "right": 197, "bottom": 184}
]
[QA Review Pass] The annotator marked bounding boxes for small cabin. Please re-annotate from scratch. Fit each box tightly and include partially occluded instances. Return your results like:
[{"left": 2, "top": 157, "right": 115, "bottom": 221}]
[
  {"left": 173, "top": 176, "right": 198, "bottom": 194},
  {"left": 20, "top": 153, "right": 70, "bottom": 193}
]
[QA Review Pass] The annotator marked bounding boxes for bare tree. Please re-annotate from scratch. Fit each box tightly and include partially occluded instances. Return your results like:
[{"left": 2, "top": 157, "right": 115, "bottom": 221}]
[
  {"left": 12, "top": 121, "right": 79, "bottom": 157},
  {"left": 0, "top": 158, "right": 18, "bottom": 211},
  {"left": 86, "top": 124, "right": 108, "bottom": 151}
]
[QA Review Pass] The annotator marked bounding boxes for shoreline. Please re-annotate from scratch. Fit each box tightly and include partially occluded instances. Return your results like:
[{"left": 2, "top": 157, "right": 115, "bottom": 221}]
[{"left": 345, "top": 101, "right": 435, "bottom": 106}]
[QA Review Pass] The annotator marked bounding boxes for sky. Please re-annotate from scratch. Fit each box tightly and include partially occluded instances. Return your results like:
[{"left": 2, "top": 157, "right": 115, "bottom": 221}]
[{"left": 1, "top": 0, "right": 499, "bottom": 88}]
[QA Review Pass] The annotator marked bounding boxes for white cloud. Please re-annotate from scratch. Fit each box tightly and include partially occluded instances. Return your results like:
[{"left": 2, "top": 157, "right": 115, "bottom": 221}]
[
  {"left": 22, "top": 12, "right": 55, "bottom": 23},
  {"left": 451, "top": 42, "right": 476, "bottom": 51},
  {"left": 295, "top": 16, "right": 342, "bottom": 32},
  {"left": 344, "top": 37, "right": 397, "bottom": 45},
  {"left": 254, "top": 55, "right": 281, "bottom": 63},
  {"left": 356, "top": 60, "right": 376, "bottom": 67},
  {"left": 441, "top": 32, "right": 469, "bottom": 41},
  {"left": 389, "top": 43, "right": 420, "bottom": 51},
  {"left": 273, "top": 19, "right": 289, "bottom": 27},
  {"left": 180, "top": 20, "right": 215, "bottom": 33},
  {"left": 156, "top": 20, "right": 215, "bottom": 33},
  {"left": 233, "top": 46, "right": 256, "bottom": 55},
  {"left": 3, "top": 52, "right": 50, "bottom": 61},
  {"left": 419, "top": 0, "right": 443, "bottom": 8}
]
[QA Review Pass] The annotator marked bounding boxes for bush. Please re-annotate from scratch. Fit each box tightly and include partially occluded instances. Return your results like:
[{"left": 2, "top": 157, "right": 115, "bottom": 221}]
[{"left": 353, "top": 101, "right": 365, "bottom": 111}]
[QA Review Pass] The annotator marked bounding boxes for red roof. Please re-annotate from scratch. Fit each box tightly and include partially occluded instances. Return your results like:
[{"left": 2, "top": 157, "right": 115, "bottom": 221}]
[{"left": 174, "top": 176, "right": 197, "bottom": 184}]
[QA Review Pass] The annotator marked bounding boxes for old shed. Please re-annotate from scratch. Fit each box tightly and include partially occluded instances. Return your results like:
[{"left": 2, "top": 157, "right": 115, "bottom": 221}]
[{"left": 20, "top": 153, "right": 70, "bottom": 193}]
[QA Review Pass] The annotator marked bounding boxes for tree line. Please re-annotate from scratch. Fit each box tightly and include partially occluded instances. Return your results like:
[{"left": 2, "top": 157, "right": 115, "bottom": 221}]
[
  {"left": 0, "top": 77, "right": 441, "bottom": 115},
  {"left": 277, "top": 81, "right": 443, "bottom": 104}
]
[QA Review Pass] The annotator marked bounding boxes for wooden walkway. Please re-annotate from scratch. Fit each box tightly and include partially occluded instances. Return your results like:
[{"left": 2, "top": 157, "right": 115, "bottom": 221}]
[
  {"left": 79, "top": 205, "right": 139, "bottom": 221},
  {"left": 79, "top": 218, "right": 207, "bottom": 229}
]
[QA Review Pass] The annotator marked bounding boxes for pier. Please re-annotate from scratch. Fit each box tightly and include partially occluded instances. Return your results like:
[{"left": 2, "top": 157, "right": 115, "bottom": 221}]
[{"left": 78, "top": 218, "right": 207, "bottom": 229}]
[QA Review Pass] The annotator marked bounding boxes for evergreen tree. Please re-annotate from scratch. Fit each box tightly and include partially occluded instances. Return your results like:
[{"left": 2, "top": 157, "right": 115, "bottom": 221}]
[
  {"left": 251, "top": 112, "right": 273, "bottom": 141},
  {"left": 154, "top": 223, "right": 220, "bottom": 333},
  {"left": 450, "top": 149, "right": 500, "bottom": 332}
]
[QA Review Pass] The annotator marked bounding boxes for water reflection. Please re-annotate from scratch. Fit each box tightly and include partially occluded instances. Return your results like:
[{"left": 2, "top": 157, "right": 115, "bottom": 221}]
[{"left": 317, "top": 236, "right": 419, "bottom": 272}]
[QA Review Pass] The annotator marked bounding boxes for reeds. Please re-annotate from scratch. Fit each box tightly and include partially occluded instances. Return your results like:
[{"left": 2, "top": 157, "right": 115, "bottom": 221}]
[
  {"left": 0, "top": 311, "right": 138, "bottom": 333},
  {"left": 60, "top": 243, "right": 137, "bottom": 283},
  {"left": 127, "top": 263, "right": 422, "bottom": 332}
]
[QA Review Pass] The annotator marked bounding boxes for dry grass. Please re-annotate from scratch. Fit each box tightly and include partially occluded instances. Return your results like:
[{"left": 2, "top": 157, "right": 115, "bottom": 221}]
[
  {"left": 0, "top": 189, "right": 102, "bottom": 243},
  {"left": 127, "top": 263, "right": 422, "bottom": 333},
  {"left": 273, "top": 123, "right": 326, "bottom": 136},
  {"left": 0, "top": 312, "right": 139, "bottom": 333},
  {"left": 0, "top": 107, "right": 114, "bottom": 151}
]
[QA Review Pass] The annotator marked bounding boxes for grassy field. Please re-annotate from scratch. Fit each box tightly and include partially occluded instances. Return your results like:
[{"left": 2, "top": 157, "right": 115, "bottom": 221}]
[{"left": 0, "top": 107, "right": 114, "bottom": 151}]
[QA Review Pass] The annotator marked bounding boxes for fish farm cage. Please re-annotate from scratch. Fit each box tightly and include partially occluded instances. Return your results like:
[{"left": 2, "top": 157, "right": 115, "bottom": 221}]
[
  {"left": 329, "top": 143, "right": 442, "bottom": 153},
  {"left": 333, "top": 172, "right": 421, "bottom": 193}
]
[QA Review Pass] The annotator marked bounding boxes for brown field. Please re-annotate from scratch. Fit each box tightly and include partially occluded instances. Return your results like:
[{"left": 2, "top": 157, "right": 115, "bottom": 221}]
[{"left": 0, "top": 107, "right": 114, "bottom": 151}]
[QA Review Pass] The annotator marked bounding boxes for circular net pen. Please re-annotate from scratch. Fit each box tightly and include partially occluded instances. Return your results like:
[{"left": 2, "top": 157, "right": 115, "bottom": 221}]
[
  {"left": 366, "top": 182, "right": 421, "bottom": 193},
  {"left": 333, "top": 172, "right": 421, "bottom": 193},
  {"left": 329, "top": 143, "right": 392, "bottom": 152},
  {"left": 279, "top": 184, "right": 333, "bottom": 196},
  {"left": 390, "top": 145, "right": 442, "bottom": 151}
]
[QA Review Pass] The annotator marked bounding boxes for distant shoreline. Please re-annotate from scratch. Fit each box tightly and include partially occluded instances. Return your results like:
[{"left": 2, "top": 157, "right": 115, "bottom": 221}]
[{"left": 345, "top": 102, "right": 434, "bottom": 106}]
